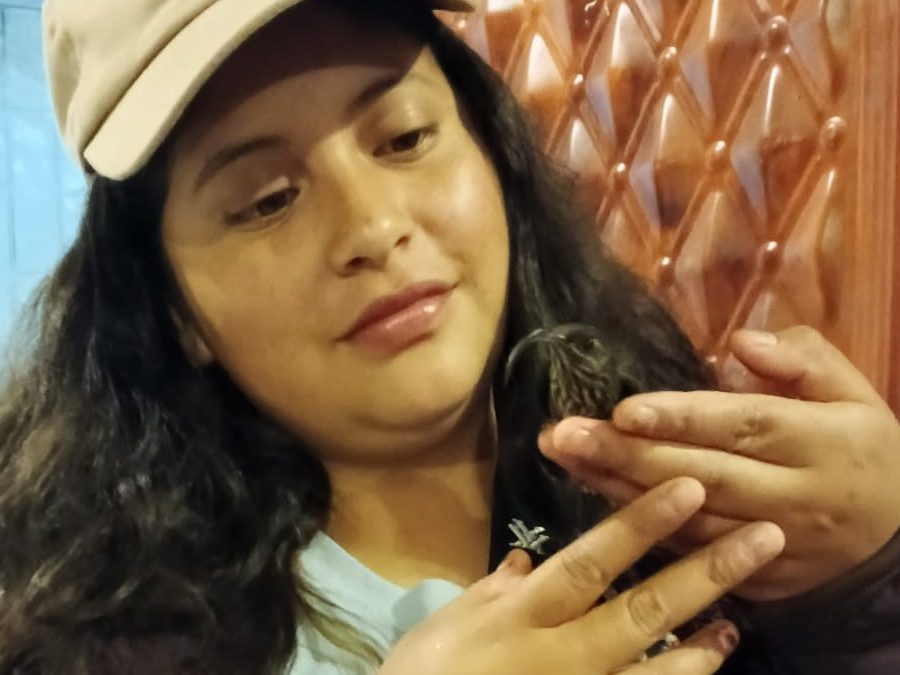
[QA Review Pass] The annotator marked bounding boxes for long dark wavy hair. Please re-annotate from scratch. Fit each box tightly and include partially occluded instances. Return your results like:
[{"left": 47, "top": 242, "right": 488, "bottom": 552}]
[{"left": 0, "top": 1, "right": 712, "bottom": 673}]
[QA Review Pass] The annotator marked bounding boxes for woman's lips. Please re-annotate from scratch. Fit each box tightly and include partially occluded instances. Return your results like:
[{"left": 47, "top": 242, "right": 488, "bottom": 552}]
[{"left": 342, "top": 288, "right": 453, "bottom": 354}]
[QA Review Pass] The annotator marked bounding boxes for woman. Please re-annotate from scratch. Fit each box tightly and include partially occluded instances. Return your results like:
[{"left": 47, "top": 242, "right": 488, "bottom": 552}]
[{"left": 1, "top": 0, "right": 898, "bottom": 672}]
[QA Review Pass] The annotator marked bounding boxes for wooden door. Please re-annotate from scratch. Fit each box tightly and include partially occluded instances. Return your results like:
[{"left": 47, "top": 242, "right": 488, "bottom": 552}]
[{"left": 442, "top": 0, "right": 900, "bottom": 410}]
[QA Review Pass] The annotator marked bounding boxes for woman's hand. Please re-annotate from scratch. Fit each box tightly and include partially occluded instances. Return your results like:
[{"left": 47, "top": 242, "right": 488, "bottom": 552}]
[
  {"left": 379, "top": 478, "right": 784, "bottom": 675},
  {"left": 538, "top": 326, "right": 900, "bottom": 601}
]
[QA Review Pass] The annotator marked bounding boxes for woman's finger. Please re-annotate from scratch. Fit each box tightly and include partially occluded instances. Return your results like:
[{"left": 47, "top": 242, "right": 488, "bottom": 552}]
[
  {"left": 617, "top": 620, "right": 740, "bottom": 674},
  {"left": 573, "top": 470, "right": 642, "bottom": 507},
  {"left": 729, "top": 327, "right": 886, "bottom": 407},
  {"left": 514, "top": 477, "right": 705, "bottom": 627},
  {"left": 667, "top": 510, "right": 748, "bottom": 550},
  {"left": 543, "top": 420, "right": 801, "bottom": 521},
  {"left": 573, "top": 521, "right": 785, "bottom": 667},
  {"left": 604, "top": 326, "right": 888, "bottom": 464},
  {"left": 572, "top": 472, "right": 747, "bottom": 547},
  {"left": 610, "top": 390, "right": 825, "bottom": 467}
]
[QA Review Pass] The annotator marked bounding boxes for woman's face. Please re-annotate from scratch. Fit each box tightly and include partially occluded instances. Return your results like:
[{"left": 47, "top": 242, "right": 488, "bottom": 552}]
[{"left": 162, "top": 2, "right": 510, "bottom": 464}]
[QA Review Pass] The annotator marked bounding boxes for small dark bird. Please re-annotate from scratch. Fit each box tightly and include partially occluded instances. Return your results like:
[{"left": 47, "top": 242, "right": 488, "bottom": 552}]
[
  {"left": 504, "top": 322, "right": 682, "bottom": 658},
  {"left": 504, "top": 322, "right": 622, "bottom": 421}
]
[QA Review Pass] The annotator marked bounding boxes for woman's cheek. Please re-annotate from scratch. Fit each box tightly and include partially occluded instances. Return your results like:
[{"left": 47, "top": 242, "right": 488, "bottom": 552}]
[
  {"left": 424, "top": 145, "right": 507, "bottom": 242},
  {"left": 175, "top": 248, "right": 310, "bottom": 362}
]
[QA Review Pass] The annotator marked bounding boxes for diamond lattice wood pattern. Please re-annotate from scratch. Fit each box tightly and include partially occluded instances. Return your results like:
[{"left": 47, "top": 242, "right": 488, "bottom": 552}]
[{"left": 442, "top": 0, "right": 900, "bottom": 408}]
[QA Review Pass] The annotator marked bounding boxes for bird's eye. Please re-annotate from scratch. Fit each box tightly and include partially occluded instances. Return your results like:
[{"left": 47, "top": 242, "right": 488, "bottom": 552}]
[{"left": 566, "top": 335, "right": 592, "bottom": 350}]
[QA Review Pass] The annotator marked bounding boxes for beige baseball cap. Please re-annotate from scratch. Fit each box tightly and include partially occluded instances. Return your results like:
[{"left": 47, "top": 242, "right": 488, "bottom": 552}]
[{"left": 42, "top": 0, "right": 473, "bottom": 181}]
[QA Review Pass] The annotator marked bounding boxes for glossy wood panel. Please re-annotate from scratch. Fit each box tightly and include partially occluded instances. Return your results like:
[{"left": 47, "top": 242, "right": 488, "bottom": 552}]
[{"left": 443, "top": 0, "right": 900, "bottom": 407}]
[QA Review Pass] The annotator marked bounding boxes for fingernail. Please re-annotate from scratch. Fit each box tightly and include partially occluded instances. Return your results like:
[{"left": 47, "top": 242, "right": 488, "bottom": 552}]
[
  {"left": 742, "top": 330, "right": 778, "bottom": 347},
  {"left": 744, "top": 522, "right": 786, "bottom": 563},
  {"left": 716, "top": 622, "right": 740, "bottom": 653},
  {"left": 555, "top": 419, "right": 599, "bottom": 456},
  {"left": 537, "top": 425, "right": 555, "bottom": 452},
  {"left": 496, "top": 548, "right": 530, "bottom": 574},
  {"left": 664, "top": 477, "right": 704, "bottom": 510},
  {"left": 620, "top": 405, "right": 656, "bottom": 432}
]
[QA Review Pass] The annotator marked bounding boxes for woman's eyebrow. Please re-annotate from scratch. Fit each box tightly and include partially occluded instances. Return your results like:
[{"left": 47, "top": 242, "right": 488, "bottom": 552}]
[
  {"left": 192, "top": 72, "right": 439, "bottom": 195},
  {"left": 193, "top": 136, "right": 285, "bottom": 195},
  {"left": 346, "top": 70, "right": 439, "bottom": 117}
]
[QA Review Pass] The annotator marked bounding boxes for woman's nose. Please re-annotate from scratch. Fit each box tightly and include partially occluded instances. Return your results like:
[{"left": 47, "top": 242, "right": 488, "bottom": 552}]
[{"left": 321, "top": 166, "right": 413, "bottom": 276}]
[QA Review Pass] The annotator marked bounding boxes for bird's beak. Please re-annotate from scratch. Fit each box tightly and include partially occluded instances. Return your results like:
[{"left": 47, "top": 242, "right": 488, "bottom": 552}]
[
  {"left": 503, "top": 328, "right": 560, "bottom": 389},
  {"left": 503, "top": 324, "right": 603, "bottom": 389}
]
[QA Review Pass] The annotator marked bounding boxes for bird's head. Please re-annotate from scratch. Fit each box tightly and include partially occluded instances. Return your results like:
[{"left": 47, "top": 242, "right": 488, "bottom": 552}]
[{"left": 503, "top": 323, "right": 606, "bottom": 390}]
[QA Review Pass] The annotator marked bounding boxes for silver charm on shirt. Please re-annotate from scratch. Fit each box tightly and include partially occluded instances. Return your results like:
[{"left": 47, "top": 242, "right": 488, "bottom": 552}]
[{"left": 508, "top": 518, "right": 550, "bottom": 556}]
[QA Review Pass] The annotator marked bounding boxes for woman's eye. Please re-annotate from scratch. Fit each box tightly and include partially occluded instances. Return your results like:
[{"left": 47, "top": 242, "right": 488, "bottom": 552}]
[
  {"left": 374, "top": 127, "right": 435, "bottom": 158},
  {"left": 225, "top": 187, "right": 300, "bottom": 226}
]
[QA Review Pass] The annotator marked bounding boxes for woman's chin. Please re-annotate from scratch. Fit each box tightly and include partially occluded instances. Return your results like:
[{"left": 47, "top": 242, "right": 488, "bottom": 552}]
[{"left": 311, "top": 374, "right": 492, "bottom": 464}]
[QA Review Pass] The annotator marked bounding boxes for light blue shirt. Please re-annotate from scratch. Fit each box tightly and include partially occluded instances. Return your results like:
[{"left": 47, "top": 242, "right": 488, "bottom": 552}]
[{"left": 287, "top": 533, "right": 465, "bottom": 674}]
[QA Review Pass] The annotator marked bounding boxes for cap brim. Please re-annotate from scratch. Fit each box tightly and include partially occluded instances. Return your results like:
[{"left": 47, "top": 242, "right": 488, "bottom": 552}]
[
  {"left": 84, "top": 0, "right": 474, "bottom": 180},
  {"left": 432, "top": 0, "right": 474, "bottom": 9}
]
